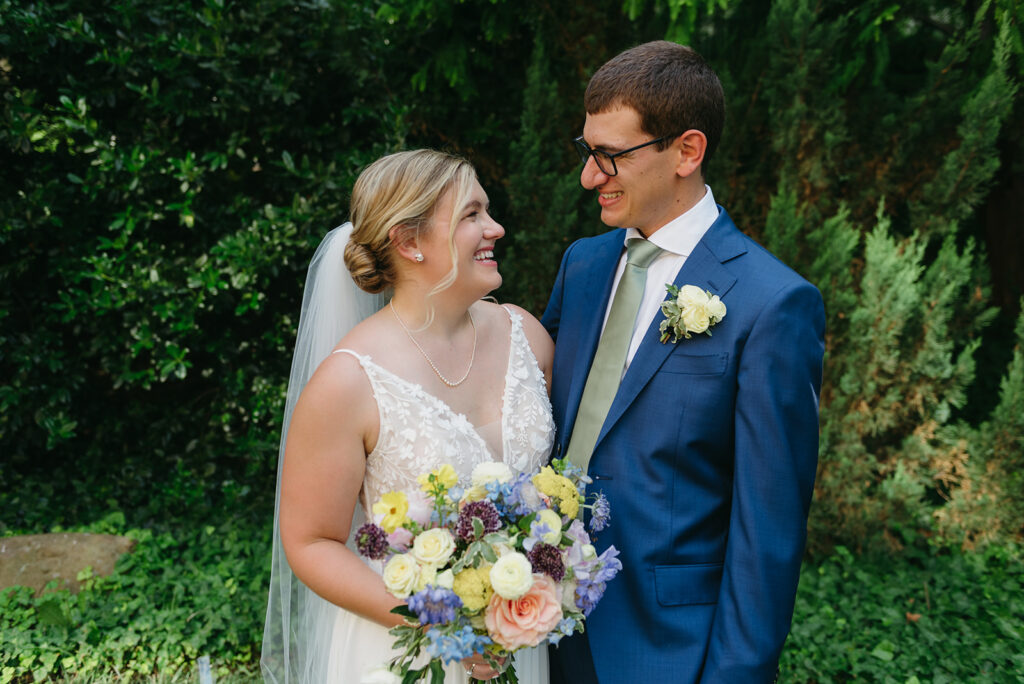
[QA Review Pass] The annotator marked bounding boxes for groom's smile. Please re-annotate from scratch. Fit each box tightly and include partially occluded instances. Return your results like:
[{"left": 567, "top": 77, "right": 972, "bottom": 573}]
[{"left": 580, "top": 106, "right": 687, "bottom": 237}]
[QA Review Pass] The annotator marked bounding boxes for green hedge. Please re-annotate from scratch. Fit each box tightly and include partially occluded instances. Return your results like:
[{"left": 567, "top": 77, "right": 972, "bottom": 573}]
[{"left": 2, "top": 0, "right": 1023, "bottom": 570}]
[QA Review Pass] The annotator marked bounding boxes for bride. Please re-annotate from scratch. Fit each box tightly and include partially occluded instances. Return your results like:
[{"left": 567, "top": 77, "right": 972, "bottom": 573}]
[{"left": 262, "top": 150, "right": 555, "bottom": 683}]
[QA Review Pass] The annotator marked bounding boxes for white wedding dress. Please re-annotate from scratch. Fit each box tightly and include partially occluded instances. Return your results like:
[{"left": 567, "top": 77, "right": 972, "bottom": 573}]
[{"left": 323, "top": 305, "right": 555, "bottom": 682}]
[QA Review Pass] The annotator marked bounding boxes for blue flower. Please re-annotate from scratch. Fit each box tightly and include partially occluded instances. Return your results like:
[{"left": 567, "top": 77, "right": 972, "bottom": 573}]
[
  {"left": 407, "top": 586, "right": 463, "bottom": 625},
  {"left": 548, "top": 617, "right": 579, "bottom": 646},
  {"left": 506, "top": 472, "right": 544, "bottom": 516},
  {"left": 588, "top": 492, "right": 611, "bottom": 533},
  {"left": 425, "top": 624, "right": 492, "bottom": 663}
]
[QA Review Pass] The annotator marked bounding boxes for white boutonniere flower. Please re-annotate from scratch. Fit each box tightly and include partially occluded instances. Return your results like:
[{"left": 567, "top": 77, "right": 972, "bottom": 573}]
[{"left": 659, "top": 284, "right": 726, "bottom": 343}]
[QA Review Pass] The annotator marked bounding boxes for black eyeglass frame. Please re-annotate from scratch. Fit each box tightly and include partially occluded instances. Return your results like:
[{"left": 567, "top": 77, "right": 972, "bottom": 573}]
[{"left": 573, "top": 135, "right": 669, "bottom": 176}]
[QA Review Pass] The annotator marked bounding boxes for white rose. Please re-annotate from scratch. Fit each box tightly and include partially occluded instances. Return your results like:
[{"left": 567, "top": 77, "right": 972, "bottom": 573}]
[
  {"left": 412, "top": 528, "right": 456, "bottom": 566},
  {"left": 435, "top": 568, "right": 455, "bottom": 590},
  {"left": 361, "top": 666, "right": 402, "bottom": 684},
  {"left": 707, "top": 294, "right": 726, "bottom": 322},
  {"left": 489, "top": 552, "right": 534, "bottom": 599},
  {"left": 559, "top": 579, "right": 578, "bottom": 611},
  {"left": 535, "top": 509, "right": 563, "bottom": 545},
  {"left": 416, "top": 564, "right": 438, "bottom": 592},
  {"left": 676, "top": 284, "right": 707, "bottom": 308},
  {"left": 472, "top": 461, "right": 514, "bottom": 487},
  {"left": 382, "top": 553, "right": 419, "bottom": 599},
  {"left": 681, "top": 305, "right": 711, "bottom": 334},
  {"left": 581, "top": 544, "right": 597, "bottom": 561}
]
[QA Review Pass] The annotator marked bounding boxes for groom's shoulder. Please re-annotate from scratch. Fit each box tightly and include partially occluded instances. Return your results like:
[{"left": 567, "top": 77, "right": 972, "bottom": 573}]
[
  {"left": 563, "top": 228, "right": 626, "bottom": 260},
  {"left": 715, "top": 210, "right": 816, "bottom": 291}
]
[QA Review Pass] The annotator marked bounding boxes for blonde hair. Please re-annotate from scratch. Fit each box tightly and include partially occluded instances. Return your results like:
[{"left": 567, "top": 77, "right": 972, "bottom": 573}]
[{"left": 344, "top": 149, "right": 477, "bottom": 296}]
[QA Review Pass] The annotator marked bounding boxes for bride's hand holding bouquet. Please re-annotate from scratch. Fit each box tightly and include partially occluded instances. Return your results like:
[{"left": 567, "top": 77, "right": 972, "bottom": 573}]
[{"left": 356, "top": 459, "right": 621, "bottom": 683}]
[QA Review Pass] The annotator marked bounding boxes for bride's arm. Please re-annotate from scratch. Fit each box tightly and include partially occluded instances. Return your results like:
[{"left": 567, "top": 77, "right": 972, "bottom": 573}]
[{"left": 278, "top": 352, "right": 406, "bottom": 629}]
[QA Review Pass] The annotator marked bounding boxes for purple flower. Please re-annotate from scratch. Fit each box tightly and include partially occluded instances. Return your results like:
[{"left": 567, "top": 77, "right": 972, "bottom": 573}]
[
  {"left": 355, "top": 522, "right": 389, "bottom": 560},
  {"left": 527, "top": 542, "right": 565, "bottom": 582},
  {"left": 407, "top": 586, "right": 463, "bottom": 625},
  {"left": 595, "top": 546, "right": 622, "bottom": 580},
  {"left": 588, "top": 492, "right": 611, "bottom": 533},
  {"left": 573, "top": 546, "right": 622, "bottom": 616},
  {"left": 564, "top": 519, "right": 590, "bottom": 545},
  {"left": 456, "top": 500, "right": 501, "bottom": 541}
]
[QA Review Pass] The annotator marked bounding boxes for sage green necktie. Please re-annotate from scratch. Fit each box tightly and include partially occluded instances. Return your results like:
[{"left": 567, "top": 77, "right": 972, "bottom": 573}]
[{"left": 566, "top": 237, "right": 662, "bottom": 471}]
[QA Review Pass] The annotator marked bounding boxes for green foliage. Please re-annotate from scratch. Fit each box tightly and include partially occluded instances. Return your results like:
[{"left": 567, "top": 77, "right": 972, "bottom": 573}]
[
  {"left": 502, "top": 32, "right": 589, "bottom": 314},
  {"left": 1, "top": 0, "right": 392, "bottom": 527},
  {"left": 783, "top": 545, "right": 1024, "bottom": 681},
  {"left": 934, "top": 303, "right": 1024, "bottom": 546},
  {"left": 0, "top": 515, "right": 271, "bottom": 682}
]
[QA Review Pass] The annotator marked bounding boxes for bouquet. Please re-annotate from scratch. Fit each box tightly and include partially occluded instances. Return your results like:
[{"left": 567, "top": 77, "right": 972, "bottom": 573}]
[{"left": 355, "top": 458, "right": 622, "bottom": 683}]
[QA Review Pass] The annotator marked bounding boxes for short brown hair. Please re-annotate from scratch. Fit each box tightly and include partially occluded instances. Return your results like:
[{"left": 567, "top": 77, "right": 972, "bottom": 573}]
[{"left": 585, "top": 41, "right": 725, "bottom": 172}]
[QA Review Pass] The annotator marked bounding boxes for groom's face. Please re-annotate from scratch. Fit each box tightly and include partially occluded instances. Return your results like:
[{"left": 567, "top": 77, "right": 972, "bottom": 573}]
[{"left": 580, "top": 106, "right": 681, "bottom": 237}]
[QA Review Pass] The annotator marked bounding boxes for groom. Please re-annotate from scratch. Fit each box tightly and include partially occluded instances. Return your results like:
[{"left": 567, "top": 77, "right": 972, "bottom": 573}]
[{"left": 542, "top": 42, "right": 825, "bottom": 683}]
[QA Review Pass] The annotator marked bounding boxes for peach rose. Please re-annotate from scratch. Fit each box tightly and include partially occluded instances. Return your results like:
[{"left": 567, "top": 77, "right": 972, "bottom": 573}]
[{"left": 484, "top": 573, "right": 562, "bottom": 650}]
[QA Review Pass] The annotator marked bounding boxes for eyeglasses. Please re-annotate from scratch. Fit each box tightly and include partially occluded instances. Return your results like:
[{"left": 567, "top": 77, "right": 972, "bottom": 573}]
[{"left": 573, "top": 135, "right": 668, "bottom": 176}]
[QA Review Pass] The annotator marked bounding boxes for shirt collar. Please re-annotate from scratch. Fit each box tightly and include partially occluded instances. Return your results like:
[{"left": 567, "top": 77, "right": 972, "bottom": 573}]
[{"left": 624, "top": 185, "right": 719, "bottom": 257}]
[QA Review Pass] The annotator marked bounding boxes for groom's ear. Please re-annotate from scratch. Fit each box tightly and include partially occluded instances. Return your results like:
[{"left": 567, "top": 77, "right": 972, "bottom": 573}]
[
  {"left": 674, "top": 129, "right": 707, "bottom": 180},
  {"left": 389, "top": 224, "right": 422, "bottom": 263}
]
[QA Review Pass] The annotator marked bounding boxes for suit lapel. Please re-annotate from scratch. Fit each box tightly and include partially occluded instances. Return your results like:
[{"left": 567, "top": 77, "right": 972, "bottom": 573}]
[
  {"left": 561, "top": 231, "right": 626, "bottom": 451},
  {"left": 596, "top": 209, "right": 745, "bottom": 447}
]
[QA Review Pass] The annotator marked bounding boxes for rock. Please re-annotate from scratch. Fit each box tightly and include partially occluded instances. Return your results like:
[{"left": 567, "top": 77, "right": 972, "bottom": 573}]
[{"left": 0, "top": 533, "right": 135, "bottom": 595}]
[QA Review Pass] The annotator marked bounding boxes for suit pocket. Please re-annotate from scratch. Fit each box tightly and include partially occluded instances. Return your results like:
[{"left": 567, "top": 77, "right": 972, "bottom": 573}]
[
  {"left": 654, "top": 563, "right": 723, "bottom": 606},
  {"left": 658, "top": 352, "right": 728, "bottom": 376}
]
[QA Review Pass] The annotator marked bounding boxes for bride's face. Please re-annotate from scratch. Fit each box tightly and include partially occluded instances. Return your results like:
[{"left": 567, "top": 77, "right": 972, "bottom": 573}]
[{"left": 420, "top": 178, "right": 505, "bottom": 297}]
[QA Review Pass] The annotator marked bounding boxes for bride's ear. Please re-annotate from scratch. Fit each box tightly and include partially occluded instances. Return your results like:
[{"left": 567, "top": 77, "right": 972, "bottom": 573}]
[{"left": 389, "top": 224, "right": 424, "bottom": 264}]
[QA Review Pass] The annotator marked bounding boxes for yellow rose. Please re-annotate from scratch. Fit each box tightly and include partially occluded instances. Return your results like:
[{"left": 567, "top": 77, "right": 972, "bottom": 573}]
[
  {"left": 535, "top": 509, "right": 563, "bottom": 545},
  {"left": 412, "top": 528, "right": 456, "bottom": 566},
  {"left": 489, "top": 552, "right": 534, "bottom": 599},
  {"left": 417, "top": 464, "right": 458, "bottom": 493},
  {"left": 453, "top": 566, "right": 494, "bottom": 612},
  {"left": 382, "top": 553, "right": 419, "bottom": 599},
  {"left": 372, "top": 491, "right": 409, "bottom": 534}
]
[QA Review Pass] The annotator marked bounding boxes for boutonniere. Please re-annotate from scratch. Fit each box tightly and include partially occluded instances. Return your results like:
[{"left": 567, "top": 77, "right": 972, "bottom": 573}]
[{"left": 659, "top": 284, "right": 727, "bottom": 343}]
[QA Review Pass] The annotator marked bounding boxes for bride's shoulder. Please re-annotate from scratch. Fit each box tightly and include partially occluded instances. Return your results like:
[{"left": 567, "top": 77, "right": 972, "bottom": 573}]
[{"left": 492, "top": 302, "right": 553, "bottom": 372}]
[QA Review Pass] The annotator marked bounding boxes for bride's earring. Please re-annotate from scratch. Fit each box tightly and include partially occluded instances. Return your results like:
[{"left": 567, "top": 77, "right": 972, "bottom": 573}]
[{"left": 414, "top": 253, "right": 424, "bottom": 262}]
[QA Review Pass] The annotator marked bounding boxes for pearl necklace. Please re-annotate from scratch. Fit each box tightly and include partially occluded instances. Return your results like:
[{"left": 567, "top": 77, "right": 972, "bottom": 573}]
[{"left": 389, "top": 300, "right": 477, "bottom": 388}]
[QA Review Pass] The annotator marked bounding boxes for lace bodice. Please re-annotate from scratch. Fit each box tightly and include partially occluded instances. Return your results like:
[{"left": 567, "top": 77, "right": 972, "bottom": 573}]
[{"left": 333, "top": 306, "right": 555, "bottom": 513}]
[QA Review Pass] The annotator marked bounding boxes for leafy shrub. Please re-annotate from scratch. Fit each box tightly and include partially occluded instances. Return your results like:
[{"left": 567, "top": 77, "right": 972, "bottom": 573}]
[
  {"left": 783, "top": 545, "right": 1024, "bottom": 682},
  {"left": 0, "top": 514, "right": 270, "bottom": 682}
]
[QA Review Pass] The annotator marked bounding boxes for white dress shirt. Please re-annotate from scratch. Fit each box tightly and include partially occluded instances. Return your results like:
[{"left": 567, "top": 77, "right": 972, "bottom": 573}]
[{"left": 600, "top": 185, "right": 720, "bottom": 372}]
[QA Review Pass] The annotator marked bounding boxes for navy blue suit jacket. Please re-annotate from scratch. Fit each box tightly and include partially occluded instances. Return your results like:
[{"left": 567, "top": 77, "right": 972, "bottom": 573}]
[{"left": 542, "top": 208, "right": 824, "bottom": 682}]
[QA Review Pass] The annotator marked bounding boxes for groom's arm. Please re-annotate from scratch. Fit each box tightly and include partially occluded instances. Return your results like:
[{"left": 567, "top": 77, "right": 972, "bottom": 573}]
[{"left": 700, "top": 279, "right": 825, "bottom": 683}]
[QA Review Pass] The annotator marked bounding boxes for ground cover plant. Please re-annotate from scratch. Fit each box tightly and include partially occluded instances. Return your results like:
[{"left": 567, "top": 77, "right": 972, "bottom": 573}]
[{"left": 3, "top": 514, "right": 1021, "bottom": 681}]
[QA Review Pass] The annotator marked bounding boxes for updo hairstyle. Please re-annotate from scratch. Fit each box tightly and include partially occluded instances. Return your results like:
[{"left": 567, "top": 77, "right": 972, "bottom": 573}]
[{"left": 345, "top": 149, "right": 476, "bottom": 295}]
